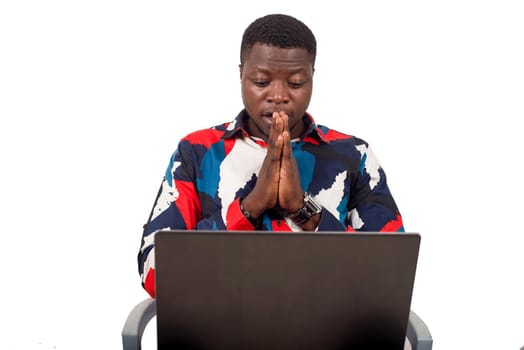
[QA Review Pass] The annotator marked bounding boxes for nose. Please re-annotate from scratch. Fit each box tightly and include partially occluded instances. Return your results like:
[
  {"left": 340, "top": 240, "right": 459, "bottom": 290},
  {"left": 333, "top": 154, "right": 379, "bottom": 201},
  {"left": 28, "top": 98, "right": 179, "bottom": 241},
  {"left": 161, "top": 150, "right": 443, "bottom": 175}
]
[{"left": 266, "top": 81, "right": 290, "bottom": 104}]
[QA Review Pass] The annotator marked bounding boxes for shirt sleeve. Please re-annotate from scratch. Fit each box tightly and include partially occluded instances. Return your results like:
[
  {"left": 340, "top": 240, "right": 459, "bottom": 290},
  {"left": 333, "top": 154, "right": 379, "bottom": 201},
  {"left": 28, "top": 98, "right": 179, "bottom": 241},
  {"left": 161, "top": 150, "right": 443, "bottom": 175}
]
[
  {"left": 225, "top": 197, "right": 258, "bottom": 230},
  {"left": 347, "top": 145, "right": 404, "bottom": 232},
  {"left": 137, "top": 142, "right": 203, "bottom": 298}
]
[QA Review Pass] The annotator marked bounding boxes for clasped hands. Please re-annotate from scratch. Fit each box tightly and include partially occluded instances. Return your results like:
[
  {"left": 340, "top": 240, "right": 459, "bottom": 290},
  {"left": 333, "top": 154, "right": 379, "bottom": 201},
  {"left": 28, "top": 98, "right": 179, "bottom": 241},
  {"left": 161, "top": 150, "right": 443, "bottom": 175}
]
[{"left": 241, "top": 111, "right": 320, "bottom": 230}]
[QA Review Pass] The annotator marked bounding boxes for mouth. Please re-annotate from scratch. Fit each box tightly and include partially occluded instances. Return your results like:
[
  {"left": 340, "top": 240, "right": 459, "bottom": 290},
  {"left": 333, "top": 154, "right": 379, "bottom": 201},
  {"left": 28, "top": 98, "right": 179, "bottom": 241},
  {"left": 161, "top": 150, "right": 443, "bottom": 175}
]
[
  {"left": 261, "top": 111, "right": 291, "bottom": 125},
  {"left": 261, "top": 112, "right": 273, "bottom": 125}
]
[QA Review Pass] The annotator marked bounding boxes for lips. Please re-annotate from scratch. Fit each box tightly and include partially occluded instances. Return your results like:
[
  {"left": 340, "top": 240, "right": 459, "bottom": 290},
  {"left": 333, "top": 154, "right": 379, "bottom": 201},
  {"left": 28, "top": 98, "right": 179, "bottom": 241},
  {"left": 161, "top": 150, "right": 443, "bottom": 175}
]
[
  {"left": 262, "top": 115, "right": 273, "bottom": 125},
  {"left": 260, "top": 110, "right": 292, "bottom": 125},
  {"left": 261, "top": 111, "right": 291, "bottom": 118}
]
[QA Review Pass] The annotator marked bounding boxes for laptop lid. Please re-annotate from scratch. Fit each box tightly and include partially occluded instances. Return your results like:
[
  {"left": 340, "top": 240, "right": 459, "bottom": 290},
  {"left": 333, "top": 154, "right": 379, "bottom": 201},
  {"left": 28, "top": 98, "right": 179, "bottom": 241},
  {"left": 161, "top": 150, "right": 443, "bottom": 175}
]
[{"left": 154, "top": 230, "right": 420, "bottom": 350}]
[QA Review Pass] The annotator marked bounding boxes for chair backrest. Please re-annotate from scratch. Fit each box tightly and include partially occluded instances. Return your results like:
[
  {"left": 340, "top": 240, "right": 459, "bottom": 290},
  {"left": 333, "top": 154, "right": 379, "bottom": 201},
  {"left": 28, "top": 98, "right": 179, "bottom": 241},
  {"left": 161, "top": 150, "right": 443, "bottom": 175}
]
[{"left": 122, "top": 299, "right": 433, "bottom": 350}]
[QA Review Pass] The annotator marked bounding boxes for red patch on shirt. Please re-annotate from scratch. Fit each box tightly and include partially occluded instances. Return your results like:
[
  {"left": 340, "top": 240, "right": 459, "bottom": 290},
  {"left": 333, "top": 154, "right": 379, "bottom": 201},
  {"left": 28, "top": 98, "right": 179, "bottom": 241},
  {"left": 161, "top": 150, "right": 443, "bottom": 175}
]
[
  {"left": 302, "top": 135, "right": 321, "bottom": 145},
  {"left": 225, "top": 198, "right": 256, "bottom": 230},
  {"left": 144, "top": 268, "right": 156, "bottom": 298},
  {"left": 182, "top": 129, "right": 225, "bottom": 149},
  {"left": 174, "top": 180, "right": 202, "bottom": 229},
  {"left": 380, "top": 215, "right": 404, "bottom": 232},
  {"left": 321, "top": 129, "right": 352, "bottom": 142},
  {"left": 223, "top": 138, "right": 236, "bottom": 157}
]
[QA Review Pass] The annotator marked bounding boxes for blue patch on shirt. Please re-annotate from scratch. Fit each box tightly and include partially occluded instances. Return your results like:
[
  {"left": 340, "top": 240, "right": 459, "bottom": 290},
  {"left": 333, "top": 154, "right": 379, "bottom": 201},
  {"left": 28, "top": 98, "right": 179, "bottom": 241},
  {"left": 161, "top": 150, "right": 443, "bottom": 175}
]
[
  {"left": 293, "top": 143, "right": 315, "bottom": 191},
  {"left": 197, "top": 141, "right": 226, "bottom": 197},
  {"left": 359, "top": 153, "right": 367, "bottom": 175},
  {"left": 165, "top": 151, "right": 178, "bottom": 187},
  {"left": 336, "top": 194, "right": 349, "bottom": 224}
]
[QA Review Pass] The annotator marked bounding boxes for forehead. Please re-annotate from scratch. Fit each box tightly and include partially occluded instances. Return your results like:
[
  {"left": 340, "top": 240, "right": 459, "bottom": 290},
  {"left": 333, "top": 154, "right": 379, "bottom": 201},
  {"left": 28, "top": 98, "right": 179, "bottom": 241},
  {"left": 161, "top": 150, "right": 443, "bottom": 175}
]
[{"left": 243, "top": 43, "right": 313, "bottom": 73}]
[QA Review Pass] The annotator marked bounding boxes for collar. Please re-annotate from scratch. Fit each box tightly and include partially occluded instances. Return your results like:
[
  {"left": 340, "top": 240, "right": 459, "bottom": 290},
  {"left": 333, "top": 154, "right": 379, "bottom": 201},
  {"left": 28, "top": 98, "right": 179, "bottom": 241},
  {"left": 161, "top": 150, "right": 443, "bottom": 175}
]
[{"left": 222, "top": 109, "right": 329, "bottom": 144}]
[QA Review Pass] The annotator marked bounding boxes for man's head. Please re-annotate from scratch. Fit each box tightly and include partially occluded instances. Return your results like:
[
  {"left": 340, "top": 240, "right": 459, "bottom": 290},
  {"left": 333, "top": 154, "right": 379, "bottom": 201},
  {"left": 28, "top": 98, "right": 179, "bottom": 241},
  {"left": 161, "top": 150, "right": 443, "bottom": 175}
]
[
  {"left": 239, "top": 14, "right": 317, "bottom": 141},
  {"left": 240, "top": 14, "right": 317, "bottom": 67}
]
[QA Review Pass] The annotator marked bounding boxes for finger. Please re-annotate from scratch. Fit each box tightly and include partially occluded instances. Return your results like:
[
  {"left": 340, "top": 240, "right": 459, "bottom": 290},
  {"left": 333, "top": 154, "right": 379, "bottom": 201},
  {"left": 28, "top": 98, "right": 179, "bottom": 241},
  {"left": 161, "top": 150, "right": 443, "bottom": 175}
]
[
  {"left": 280, "top": 111, "right": 289, "bottom": 130},
  {"left": 274, "top": 134, "right": 285, "bottom": 161},
  {"left": 268, "top": 130, "right": 284, "bottom": 163},
  {"left": 281, "top": 129, "right": 291, "bottom": 158},
  {"left": 279, "top": 112, "right": 291, "bottom": 157},
  {"left": 268, "top": 112, "right": 280, "bottom": 147},
  {"left": 269, "top": 113, "right": 285, "bottom": 151},
  {"left": 268, "top": 118, "right": 282, "bottom": 152},
  {"left": 273, "top": 111, "right": 285, "bottom": 134}
]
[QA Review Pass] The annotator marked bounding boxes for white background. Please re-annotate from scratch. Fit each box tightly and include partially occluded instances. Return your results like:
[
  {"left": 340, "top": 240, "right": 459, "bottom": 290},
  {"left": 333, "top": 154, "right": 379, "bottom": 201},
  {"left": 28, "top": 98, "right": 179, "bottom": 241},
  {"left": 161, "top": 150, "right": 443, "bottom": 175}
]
[{"left": 1, "top": 1, "right": 523, "bottom": 349}]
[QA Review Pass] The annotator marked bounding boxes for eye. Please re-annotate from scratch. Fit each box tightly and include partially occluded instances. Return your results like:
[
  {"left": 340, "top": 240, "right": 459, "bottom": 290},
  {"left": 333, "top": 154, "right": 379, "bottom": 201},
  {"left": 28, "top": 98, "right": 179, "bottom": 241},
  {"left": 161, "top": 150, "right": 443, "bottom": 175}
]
[
  {"left": 288, "top": 81, "right": 304, "bottom": 89},
  {"left": 253, "top": 80, "right": 270, "bottom": 87}
]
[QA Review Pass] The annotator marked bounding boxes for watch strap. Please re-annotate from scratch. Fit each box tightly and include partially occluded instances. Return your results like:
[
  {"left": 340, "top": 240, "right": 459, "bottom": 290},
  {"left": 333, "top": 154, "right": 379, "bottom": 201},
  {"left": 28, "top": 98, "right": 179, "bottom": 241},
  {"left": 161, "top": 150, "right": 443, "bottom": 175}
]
[{"left": 287, "top": 193, "right": 322, "bottom": 225}]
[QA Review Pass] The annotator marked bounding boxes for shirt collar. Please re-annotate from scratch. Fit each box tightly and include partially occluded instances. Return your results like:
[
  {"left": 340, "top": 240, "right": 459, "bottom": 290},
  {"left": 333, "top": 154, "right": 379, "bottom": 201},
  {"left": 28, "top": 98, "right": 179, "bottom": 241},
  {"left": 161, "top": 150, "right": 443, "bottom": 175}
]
[{"left": 222, "top": 109, "right": 328, "bottom": 144}]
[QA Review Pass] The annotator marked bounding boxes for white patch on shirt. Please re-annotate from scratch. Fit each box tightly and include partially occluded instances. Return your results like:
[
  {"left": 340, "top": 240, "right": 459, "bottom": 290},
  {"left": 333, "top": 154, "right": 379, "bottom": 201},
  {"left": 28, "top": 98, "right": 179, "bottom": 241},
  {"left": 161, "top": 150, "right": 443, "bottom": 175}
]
[
  {"left": 217, "top": 138, "right": 267, "bottom": 221},
  {"left": 285, "top": 217, "right": 305, "bottom": 232},
  {"left": 151, "top": 161, "right": 180, "bottom": 221},
  {"left": 356, "top": 144, "right": 381, "bottom": 190},
  {"left": 226, "top": 120, "right": 237, "bottom": 131},
  {"left": 140, "top": 227, "right": 169, "bottom": 281},
  {"left": 141, "top": 230, "right": 158, "bottom": 253},
  {"left": 316, "top": 170, "right": 347, "bottom": 219},
  {"left": 348, "top": 208, "right": 364, "bottom": 229}
]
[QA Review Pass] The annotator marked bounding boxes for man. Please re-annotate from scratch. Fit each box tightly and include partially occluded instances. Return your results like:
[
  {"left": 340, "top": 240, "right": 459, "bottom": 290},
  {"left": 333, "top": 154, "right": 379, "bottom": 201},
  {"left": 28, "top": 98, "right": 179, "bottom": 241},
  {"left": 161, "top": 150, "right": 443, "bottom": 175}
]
[{"left": 138, "top": 14, "right": 404, "bottom": 297}]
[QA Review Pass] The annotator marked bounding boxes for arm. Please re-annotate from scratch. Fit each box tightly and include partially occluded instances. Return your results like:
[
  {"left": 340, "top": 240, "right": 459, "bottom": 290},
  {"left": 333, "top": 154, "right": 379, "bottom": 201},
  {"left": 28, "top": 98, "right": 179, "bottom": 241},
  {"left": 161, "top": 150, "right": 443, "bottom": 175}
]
[
  {"left": 137, "top": 142, "right": 203, "bottom": 297},
  {"left": 348, "top": 144, "right": 404, "bottom": 232}
]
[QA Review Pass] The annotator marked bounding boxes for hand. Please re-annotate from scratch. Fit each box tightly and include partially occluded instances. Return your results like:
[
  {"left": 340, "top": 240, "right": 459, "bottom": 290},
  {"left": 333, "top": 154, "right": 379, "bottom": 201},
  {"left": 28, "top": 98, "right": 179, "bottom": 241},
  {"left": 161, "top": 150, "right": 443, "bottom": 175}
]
[
  {"left": 274, "top": 112, "right": 304, "bottom": 213},
  {"left": 242, "top": 111, "right": 304, "bottom": 216},
  {"left": 241, "top": 111, "right": 287, "bottom": 218}
]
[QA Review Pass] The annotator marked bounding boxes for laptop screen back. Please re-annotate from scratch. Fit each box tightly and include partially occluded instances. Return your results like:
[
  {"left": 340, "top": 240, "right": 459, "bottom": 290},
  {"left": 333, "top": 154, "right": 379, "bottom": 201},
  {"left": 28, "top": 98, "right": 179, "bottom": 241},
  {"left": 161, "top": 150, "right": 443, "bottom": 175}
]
[{"left": 154, "top": 230, "right": 420, "bottom": 350}]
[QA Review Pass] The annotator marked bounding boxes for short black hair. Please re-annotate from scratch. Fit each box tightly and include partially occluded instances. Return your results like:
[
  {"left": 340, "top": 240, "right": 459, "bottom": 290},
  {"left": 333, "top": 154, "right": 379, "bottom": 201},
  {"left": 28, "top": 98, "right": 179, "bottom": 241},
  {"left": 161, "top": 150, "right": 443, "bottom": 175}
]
[{"left": 240, "top": 14, "right": 317, "bottom": 66}]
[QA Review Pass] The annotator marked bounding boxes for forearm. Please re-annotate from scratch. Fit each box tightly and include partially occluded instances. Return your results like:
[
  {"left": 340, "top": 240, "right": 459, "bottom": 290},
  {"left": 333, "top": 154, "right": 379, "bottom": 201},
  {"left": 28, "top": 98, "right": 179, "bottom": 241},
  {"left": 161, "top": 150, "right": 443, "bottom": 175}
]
[{"left": 138, "top": 164, "right": 202, "bottom": 296}]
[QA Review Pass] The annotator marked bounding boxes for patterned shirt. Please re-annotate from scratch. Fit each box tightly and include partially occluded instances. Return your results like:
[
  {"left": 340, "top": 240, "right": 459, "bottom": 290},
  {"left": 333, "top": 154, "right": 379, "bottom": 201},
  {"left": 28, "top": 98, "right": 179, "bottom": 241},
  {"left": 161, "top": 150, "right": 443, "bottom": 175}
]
[{"left": 138, "top": 110, "right": 404, "bottom": 297}]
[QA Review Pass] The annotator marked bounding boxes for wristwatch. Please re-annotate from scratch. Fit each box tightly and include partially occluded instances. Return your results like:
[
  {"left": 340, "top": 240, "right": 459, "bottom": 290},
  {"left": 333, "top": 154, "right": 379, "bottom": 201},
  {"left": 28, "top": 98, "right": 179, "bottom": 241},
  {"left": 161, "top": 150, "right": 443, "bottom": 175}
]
[{"left": 287, "top": 193, "right": 322, "bottom": 225}]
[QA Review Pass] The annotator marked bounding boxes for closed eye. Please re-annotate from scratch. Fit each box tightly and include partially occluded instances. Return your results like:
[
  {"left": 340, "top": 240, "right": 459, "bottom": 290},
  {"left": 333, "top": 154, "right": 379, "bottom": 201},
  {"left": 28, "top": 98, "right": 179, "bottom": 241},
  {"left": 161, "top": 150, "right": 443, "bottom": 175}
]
[
  {"left": 289, "top": 82, "right": 304, "bottom": 89},
  {"left": 253, "top": 80, "right": 270, "bottom": 87}
]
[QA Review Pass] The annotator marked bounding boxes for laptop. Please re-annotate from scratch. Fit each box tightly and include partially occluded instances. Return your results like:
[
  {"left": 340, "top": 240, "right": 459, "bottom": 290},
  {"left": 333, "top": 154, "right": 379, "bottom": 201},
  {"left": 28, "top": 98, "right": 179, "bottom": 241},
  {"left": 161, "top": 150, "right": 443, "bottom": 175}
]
[{"left": 154, "top": 230, "right": 420, "bottom": 350}]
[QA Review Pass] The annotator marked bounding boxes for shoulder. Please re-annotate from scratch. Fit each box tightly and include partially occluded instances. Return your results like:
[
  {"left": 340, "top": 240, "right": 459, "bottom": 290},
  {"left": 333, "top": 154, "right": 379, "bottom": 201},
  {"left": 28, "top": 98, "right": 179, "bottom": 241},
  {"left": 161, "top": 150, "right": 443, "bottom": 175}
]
[
  {"left": 315, "top": 124, "right": 369, "bottom": 147},
  {"left": 179, "top": 121, "right": 233, "bottom": 149}
]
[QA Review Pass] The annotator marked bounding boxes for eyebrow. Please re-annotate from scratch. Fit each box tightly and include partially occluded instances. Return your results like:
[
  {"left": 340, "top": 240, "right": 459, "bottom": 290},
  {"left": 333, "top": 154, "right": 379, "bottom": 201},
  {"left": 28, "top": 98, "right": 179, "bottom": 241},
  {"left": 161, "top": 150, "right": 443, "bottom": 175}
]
[{"left": 250, "top": 66, "right": 309, "bottom": 75}]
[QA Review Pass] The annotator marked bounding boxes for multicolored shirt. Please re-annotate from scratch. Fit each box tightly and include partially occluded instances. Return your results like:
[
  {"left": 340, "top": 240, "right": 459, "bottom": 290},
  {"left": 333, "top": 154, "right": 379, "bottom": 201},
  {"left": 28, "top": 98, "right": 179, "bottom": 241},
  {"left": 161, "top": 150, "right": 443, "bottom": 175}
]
[{"left": 138, "top": 110, "right": 404, "bottom": 297}]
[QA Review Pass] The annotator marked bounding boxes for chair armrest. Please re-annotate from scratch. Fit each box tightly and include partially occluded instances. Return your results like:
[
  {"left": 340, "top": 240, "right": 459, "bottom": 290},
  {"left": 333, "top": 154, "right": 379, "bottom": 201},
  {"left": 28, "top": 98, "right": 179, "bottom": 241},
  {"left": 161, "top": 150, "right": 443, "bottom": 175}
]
[
  {"left": 122, "top": 298, "right": 157, "bottom": 350},
  {"left": 406, "top": 310, "right": 433, "bottom": 350}
]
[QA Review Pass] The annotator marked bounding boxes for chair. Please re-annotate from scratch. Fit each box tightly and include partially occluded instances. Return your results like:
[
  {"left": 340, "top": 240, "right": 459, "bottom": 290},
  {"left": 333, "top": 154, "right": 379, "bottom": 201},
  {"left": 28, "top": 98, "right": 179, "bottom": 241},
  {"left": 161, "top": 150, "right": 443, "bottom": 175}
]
[{"left": 122, "top": 298, "right": 433, "bottom": 350}]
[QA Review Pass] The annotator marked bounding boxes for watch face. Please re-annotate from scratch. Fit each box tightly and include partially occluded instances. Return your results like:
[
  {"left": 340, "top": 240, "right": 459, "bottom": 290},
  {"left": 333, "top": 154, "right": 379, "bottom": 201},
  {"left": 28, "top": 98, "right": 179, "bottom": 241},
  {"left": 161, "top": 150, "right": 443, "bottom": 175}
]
[
  {"left": 304, "top": 194, "right": 322, "bottom": 214},
  {"left": 289, "top": 193, "right": 322, "bottom": 225}
]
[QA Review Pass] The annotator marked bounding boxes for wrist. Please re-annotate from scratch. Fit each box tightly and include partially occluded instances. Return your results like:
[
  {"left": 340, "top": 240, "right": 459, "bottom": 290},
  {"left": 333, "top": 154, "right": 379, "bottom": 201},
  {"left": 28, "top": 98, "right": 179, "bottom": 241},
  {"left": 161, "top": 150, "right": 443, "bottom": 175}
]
[
  {"left": 287, "top": 193, "right": 323, "bottom": 227},
  {"left": 240, "top": 198, "right": 262, "bottom": 228},
  {"left": 300, "top": 213, "right": 321, "bottom": 231}
]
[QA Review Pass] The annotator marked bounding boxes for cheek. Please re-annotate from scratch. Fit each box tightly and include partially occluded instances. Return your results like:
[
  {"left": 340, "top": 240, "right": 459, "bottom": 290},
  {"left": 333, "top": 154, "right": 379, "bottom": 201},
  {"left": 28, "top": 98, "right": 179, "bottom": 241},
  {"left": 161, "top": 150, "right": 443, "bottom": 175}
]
[
  {"left": 293, "top": 90, "right": 312, "bottom": 108},
  {"left": 242, "top": 86, "right": 263, "bottom": 106}
]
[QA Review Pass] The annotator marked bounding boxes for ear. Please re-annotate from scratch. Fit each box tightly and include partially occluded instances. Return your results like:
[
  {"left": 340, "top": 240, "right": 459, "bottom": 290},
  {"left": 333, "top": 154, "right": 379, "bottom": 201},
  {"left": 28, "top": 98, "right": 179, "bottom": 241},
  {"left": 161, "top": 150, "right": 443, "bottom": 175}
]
[{"left": 238, "top": 64, "right": 243, "bottom": 80}]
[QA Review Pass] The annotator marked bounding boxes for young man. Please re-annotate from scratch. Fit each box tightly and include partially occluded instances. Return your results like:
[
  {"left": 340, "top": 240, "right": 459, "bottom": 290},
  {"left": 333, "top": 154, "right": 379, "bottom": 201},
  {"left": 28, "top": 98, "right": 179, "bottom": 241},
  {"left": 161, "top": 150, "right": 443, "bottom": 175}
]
[{"left": 138, "top": 14, "right": 404, "bottom": 297}]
